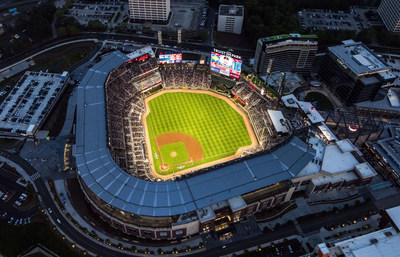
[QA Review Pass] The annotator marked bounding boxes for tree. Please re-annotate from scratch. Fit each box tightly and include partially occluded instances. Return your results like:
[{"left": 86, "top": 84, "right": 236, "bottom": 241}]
[
  {"left": 87, "top": 20, "right": 107, "bottom": 32},
  {"left": 199, "top": 30, "right": 207, "bottom": 41},
  {"left": 66, "top": 25, "right": 80, "bottom": 35}
]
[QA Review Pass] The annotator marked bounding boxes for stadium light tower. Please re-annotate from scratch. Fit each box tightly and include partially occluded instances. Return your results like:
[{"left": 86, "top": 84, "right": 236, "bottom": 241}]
[
  {"left": 178, "top": 29, "right": 182, "bottom": 44},
  {"left": 158, "top": 31, "right": 162, "bottom": 45}
]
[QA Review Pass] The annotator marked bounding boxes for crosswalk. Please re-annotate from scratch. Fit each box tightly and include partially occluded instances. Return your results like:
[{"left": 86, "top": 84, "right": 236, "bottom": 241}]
[
  {"left": 30, "top": 172, "right": 40, "bottom": 181},
  {"left": 304, "top": 230, "right": 320, "bottom": 237},
  {"left": 294, "top": 220, "right": 304, "bottom": 237}
]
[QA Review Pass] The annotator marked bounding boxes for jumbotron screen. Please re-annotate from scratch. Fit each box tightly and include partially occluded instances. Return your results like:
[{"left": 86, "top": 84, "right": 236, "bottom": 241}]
[
  {"left": 159, "top": 52, "right": 182, "bottom": 64},
  {"left": 210, "top": 52, "right": 242, "bottom": 79}
]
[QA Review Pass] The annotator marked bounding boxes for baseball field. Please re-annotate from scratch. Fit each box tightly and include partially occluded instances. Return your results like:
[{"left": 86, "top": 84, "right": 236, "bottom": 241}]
[{"left": 143, "top": 89, "right": 257, "bottom": 177}]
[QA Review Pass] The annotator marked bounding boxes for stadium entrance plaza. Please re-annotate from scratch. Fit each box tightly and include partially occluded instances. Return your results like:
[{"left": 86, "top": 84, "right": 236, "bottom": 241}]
[{"left": 142, "top": 89, "right": 258, "bottom": 179}]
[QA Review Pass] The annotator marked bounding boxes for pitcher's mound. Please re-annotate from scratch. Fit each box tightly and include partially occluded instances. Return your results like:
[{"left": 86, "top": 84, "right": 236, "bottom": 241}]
[{"left": 170, "top": 152, "right": 177, "bottom": 157}]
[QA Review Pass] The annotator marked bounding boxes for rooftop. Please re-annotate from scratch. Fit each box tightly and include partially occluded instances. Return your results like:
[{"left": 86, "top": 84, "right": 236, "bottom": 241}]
[
  {"left": 321, "top": 144, "right": 359, "bottom": 174},
  {"left": 317, "top": 123, "right": 338, "bottom": 142},
  {"left": 267, "top": 72, "right": 305, "bottom": 93},
  {"left": 312, "top": 171, "right": 358, "bottom": 186},
  {"left": 259, "top": 33, "right": 317, "bottom": 43},
  {"left": 355, "top": 162, "right": 377, "bottom": 179},
  {"left": 126, "top": 46, "right": 155, "bottom": 61},
  {"left": 297, "top": 136, "right": 325, "bottom": 177},
  {"left": 228, "top": 196, "right": 247, "bottom": 212},
  {"left": 267, "top": 110, "right": 289, "bottom": 133},
  {"left": 356, "top": 88, "right": 400, "bottom": 114},
  {"left": 330, "top": 227, "right": 400, "bottom": 257},
  {"left": 280, "top": 94, "right": 324, "bottom": 124},
  {"left": 386, "top": 206, "right": 400, "bottom": 231},
  {"left": 329, "top": 40, "right": 391, "bottom": 76},
  {"left": 299, "top": 101, "right": 324, "bottom": 124},
  {"left": 0, "top": 71, "right": 68, "bottom": 137},
  {"left": 376, "top": 137, "right": 400, "bottom": 173},
  {"left": 337, "top": 139, "right": 357, "bottom": 153},
  {"left": 219, "top": 5, "right": 244, "bottom": 17}
]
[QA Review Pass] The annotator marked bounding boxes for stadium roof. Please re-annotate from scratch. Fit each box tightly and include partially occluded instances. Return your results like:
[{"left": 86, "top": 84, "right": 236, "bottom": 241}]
[
  {"left": 126, "top": 46, "right": 155, "bottom": 60},
  {"left": 75, "top": 51, "right": 316, "bottom": 217}
]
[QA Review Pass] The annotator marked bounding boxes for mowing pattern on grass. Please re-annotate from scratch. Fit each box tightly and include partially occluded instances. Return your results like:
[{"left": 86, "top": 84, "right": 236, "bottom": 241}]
[
  {"left": 159, "top": 142, "right": 189, "bottom": 166},
  {"left": 146, "top": 92, "right": 252, "bottom": 175}
]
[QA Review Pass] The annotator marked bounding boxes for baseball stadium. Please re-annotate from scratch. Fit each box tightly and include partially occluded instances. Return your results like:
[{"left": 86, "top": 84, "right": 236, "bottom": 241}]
[{"left": 75, "top": 47, "right": 315, "bottom": 240}]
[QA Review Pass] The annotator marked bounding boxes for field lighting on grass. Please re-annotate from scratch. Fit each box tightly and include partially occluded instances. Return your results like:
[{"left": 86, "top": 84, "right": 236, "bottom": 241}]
[{"left": 144, "top": 90, "right": 256, "bottom": 177}]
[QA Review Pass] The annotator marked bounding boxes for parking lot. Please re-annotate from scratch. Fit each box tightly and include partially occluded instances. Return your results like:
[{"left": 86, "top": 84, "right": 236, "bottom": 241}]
[
  {"left": 0, "top": 163, "right": 36, "bottom": 225},
  {"left": 151, "top": 0, "right": 207, "bottom": 32},
  {"left": 298, "top": 9, "right": 358, "bottom": 32},
  {"left": 66, "top": 1, "right": 127, "bottom": 26}
]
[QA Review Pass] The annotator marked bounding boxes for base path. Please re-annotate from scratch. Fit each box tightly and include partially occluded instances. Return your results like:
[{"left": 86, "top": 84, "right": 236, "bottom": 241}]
[
  {"left": 142, "top": 89, "right": 258, "bottom": 180},
  {"left": 156, "top": 132, "right": 203, "bottom": 168}
]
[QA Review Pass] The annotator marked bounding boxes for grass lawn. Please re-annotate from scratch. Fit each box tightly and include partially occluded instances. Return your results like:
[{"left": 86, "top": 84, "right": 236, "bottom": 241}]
[
  {"left": 305, "top": 92, "right": 334, "bottom": 110},
  {"left": 160, "top": 142, "right": 189, "bottom": 166},
  {"left": 146, "top": 92, "right": 251, "bottom": 175},
  {"left": 0, "top": 221, "right": 82, "bottom": 257},
  {"left": 31, "top": 41, "right": 96, "bottom": 73}
]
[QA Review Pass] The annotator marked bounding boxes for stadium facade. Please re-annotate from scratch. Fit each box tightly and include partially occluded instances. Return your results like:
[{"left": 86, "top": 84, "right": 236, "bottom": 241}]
[
  {"left": 128, "top": 0, "right": 170, "bottom": 23},
  {"left": 74, "top": 50, "right": 318, "bottom": 240},
  {"left": 253, "top": 34, "right": 318, "bottom": 76}
]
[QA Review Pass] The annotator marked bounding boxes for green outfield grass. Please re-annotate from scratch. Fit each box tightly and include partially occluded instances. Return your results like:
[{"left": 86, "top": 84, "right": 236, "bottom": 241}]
[{"left": 146, "top": 92, "right": 252, "bottom": 175}]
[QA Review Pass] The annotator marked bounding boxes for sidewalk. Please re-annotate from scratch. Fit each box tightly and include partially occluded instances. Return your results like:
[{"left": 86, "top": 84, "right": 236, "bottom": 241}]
[
  {"left": 53, "top": 179, "right": 205, "bottom": 256},
  {"left": 58, "top": 89, "right": 77, "bottom": 137},
  {"left": 259, "top": 190, "right": 365, "bottom": 231},
  {"left": 19, "top": 138, "right": 74, "bottom": 180}
]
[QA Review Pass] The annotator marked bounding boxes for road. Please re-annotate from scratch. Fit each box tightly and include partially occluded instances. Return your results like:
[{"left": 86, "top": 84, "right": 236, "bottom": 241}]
[{"left": 0, "top": 33, "right": 255, "bottom": 71}]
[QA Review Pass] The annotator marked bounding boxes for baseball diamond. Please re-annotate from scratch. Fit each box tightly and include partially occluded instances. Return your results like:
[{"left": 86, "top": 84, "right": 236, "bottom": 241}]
[{"left": 143, "top": 89, "right": 258, "bottom": 177}]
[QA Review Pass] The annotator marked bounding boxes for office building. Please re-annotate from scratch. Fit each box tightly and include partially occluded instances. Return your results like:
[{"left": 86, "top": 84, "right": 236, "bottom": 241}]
[
  {"left": 217, "top": 5, "right": 244, "bottom": 35},
  {"left": 253, "top": 34, "right": 318, "bottom": 76},
  {"left": 129, "top": 0, "right": 170, "bottom": 23},
  {"left": 319, "top": 40, "right": 396, "bottom": 105},
  {"left": 378, "top": 0, "right": 400, "bottom": 33}
]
